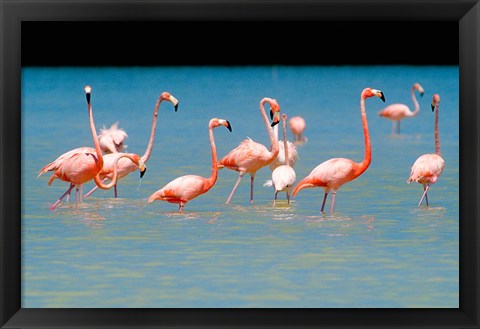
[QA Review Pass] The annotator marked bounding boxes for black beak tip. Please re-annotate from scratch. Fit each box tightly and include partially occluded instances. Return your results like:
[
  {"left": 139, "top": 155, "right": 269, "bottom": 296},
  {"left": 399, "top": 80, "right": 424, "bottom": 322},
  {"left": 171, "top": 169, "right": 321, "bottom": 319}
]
[
  {"left": 271, "top": 121, "right": 279, "bottom": 127},
  {"left": 174, "top": 104, "right": 178, "bottom": 112},
  {"left": 380, "top": 94, "right": 385, "bottom": 102},
  {"left": 420, "top": 92, "right": 424, "bottom": 97},
  {"left": 431, "top": 105, "right": 435, "bottom": 112},
  {"left": 226, "top": 120, "right": 232, "bottom": 132},
  {"left": 140, "top": 168, "right": 146, "bottom": 178}
]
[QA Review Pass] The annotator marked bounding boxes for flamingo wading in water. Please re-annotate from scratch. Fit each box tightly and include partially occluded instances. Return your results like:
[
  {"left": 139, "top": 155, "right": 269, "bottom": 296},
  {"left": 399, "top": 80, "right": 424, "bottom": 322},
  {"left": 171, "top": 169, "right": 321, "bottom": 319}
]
[
  {"left": 288, "top": 115, "right": 307, "bottom": 144},
  {"left": 38, "top": 86, "right": 145, "bottom": 210},
  {"left": 270, "top": 113, "right": 296, "bottom": 206},
  {"left": 98, "top": 122, "right": 128, "bottom": 154},
  {"left": 407, "top": 94, "right": 445, "bottom": 207},
  {"left": 378, "top": 82, "right": 424, "bottom": 134},
  {"left": 147, "top": 118, "right": 232, "bottom": 212},
  {"left": 292, "top": 87, "right": 385, "bottom": 213},
  {"left": 84, "top": 92, "right": 179, "bottom": 198},
  {"left": 218, "top": 97, "right": 281, "bottom": 205}
]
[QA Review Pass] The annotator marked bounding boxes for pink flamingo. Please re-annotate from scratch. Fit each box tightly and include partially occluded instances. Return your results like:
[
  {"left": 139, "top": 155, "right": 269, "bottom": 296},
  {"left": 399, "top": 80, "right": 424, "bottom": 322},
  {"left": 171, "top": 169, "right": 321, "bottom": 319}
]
[
  {"left": 378, "top": 82, "right": 424, "bottom": 134},
  {"left": 270, "top": 113, "right": 296, "bottom": 206},
  {"left": 292, "top": 88, "right": 385, "bottom": 213},
  {"left": 407, "top": 94, "right": 445, "bottom": 206},
  {"left": 218, "top": 97, "right": 281, "bottom": 205},
  {"left": 288, "top": 115, "right": 307, "bottom": 143},
  {"left": 98, "top": 122, "right": 128, "bottom": 154},
  {"left": 37, "top": 86, "right": 145, "bottom": 210},
  {"left": 84, "top": 92, "right": 179, "bottom": 198},
  {"left": 147, "top": 118, "right": 232, "bottom": 212}
]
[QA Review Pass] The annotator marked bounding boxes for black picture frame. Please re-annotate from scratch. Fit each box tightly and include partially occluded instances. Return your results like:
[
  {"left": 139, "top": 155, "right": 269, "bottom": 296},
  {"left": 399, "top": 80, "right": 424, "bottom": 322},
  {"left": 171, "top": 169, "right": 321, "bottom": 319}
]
[{"left": 1, "top": 0, "right": 478, "bottom": 328}]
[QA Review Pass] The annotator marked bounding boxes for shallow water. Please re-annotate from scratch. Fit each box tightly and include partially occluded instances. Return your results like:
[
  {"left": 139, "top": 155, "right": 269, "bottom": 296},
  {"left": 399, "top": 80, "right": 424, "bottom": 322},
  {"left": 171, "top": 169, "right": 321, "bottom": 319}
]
[{"left": 22, "top": 65, "right": 459, "bottom": 307}]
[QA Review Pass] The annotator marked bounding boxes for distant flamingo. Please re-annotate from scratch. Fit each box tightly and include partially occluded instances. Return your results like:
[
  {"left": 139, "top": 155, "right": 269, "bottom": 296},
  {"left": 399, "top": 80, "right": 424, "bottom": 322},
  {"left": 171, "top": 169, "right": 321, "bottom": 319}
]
[
  {"left": 84, "top": 92, "right": 179, "bottom": 198},
  {"left": 407, "top": 94, "right": 445, "bottom": 207},
  {"left": 378, "top": 82, "right": 424, "bottom": 134},
  {"left": 288, "top": 115, "right": 307, "bottom": 143},
  {"left": 37, "top": 86, "right": 144, "bottom": 210},
  {"left": 292, "top": 88, "right": 385, "bottom": 213},
  {"left": 98, "top": 122, "right": 128, "bottom": 154},
  {"left": 270, "top": 113, "right": 296, "bottom": 206},
  {"left": 147, "top": 118, "right": 232, "bottom": 211},
  {"left": 218, "top": 97, "right": 281, "bottom": 205}
]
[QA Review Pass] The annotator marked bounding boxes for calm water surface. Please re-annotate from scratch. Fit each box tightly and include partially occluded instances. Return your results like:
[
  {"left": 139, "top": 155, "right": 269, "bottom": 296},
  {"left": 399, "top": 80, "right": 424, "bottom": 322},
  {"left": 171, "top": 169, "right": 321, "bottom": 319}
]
[{"left": 22, "top": 66, "right": 459, "bottom": 307}]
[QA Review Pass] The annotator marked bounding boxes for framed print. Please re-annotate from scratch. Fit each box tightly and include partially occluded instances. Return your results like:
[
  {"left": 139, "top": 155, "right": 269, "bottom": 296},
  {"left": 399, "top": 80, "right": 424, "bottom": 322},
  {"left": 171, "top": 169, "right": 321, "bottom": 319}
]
[{"left": 1, "top": 0, "right": 479, "bottom": 328}]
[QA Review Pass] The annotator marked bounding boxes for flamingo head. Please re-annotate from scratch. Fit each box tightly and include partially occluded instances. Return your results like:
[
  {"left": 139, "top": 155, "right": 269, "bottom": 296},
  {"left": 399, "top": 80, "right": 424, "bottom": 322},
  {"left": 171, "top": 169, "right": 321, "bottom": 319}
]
[
  {"left": 414, "top": 83, "right": 425, "bottom": 97},
  {"left": 84, "top": 85, "right": 92, "bottom": 104},
  {"left": 161, "top": 92, "right": 179, "bottom": 112},
  {"left": 210, "top": 118, "right": 232, "bottom": 132},
  {"left": 137, "top": 158, "right": 147, "bottom": 178},
  {"left": 269, "top": 99, "right": 281, "bottom": 127},
  {"left": 98, "top": 122, "right": 128, "bottom": 154},
  {"left": 362, "top": 88, "right": 385, "bottom": 102},
  {"left": 431, "top": 94, "right": 440, "bottom": 111}
]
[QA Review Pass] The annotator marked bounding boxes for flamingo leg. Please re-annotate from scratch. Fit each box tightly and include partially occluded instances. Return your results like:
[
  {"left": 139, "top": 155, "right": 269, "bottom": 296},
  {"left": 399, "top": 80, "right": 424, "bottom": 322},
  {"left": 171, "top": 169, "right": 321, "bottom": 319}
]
[
  {"left": 397, "top": 120, "right": 401, "bottom": 134},
  {"left": 225, "top": 173, "right": 244, "bottom": 204},
  {"left": 50, "top": 183, "right": 75, "bottom": 211},
  {"left": 418, "top": 184, "right": 431, "bottom": 207},
  {"left": 287, "top": 191, "right": 290, "bottom": 204},
  {"left": 273, "top": 191, "right": 278, "bottom": 207},
  {"left": 178, "top": 203, "right": 184, "bottom": 212},
  {"left": 250, "top": 175, "right": 255, "bottom": 204},
  {"left": 75, "top": 186, "right": 81, "bottom": 209},
  {"left": 320, "top": 192, "right": 328, "bottom": 213},
  {"left": 114, "top": 184, "right": 118, "bottom": 198},
  {"left": 330, "top": 191, "right": 337, "bottom": 213}
]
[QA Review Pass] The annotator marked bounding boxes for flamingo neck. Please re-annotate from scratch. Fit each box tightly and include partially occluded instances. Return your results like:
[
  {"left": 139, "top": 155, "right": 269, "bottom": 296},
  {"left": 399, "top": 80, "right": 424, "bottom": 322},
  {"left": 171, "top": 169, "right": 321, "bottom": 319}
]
[
  {"left": 282, "top": 118, "right": 289, "bottom": 167},
  {"left": 410, "top": 86, "right": 420, "bottom": 116},
  {"left": 355, "top": 95, "right": 371, "bottom": 177},
  {"left": 141, "top": 96, "right": 163, "bottom": 164},
  {"left": 434, "top": 104, "right": 441, "bottom": 156},
  {"left": 260, "top": 98, "right": 279, "bottom": 161},
  {"left": 94, "top": 154, "right": 136, "bottom": 189},
  {"left": 205, "top": 127, "right": 218, "bottom": 189},
  {"left": 89, "top": 99, "right": 104, "bottom": 169}
]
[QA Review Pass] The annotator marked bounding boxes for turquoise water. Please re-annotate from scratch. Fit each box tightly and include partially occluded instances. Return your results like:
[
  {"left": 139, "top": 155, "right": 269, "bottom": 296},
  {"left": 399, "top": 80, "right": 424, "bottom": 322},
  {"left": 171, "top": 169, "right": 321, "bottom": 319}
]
[{"left": 22, "top": 66, "right": 459, "bottom": 308}]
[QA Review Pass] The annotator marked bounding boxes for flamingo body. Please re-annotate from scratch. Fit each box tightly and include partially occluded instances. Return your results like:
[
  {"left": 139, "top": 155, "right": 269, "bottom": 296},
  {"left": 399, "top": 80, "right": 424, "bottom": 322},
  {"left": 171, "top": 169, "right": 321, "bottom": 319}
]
[{"left": 98, "top": 122, "right": 128, "bottom": 154}]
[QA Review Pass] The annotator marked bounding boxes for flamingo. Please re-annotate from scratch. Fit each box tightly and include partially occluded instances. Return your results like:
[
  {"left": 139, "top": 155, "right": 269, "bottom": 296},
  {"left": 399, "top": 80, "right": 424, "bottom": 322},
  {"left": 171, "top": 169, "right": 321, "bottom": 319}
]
[
  {"left": 83, "top": 92, "right": 179, "bottom": 198},
  {"left": 407, "top": 94, "right": 445, "bottom": 207},
  {"left": 147, "top": 118, "right": 232, "bottom": 212},
  {"left": 37, "top": 86, "right": 145, "bottom": 210},
  {"left": 268, "top": 116, "right": 298, "bottom": 171},
  {"left": 378, "top": 82, "right": 424, "bottom": 134},
  {"left": 270, "top": 113, "right": 296, "bottom": 206},
  {"left": 288, "top": 115, "right": 307, "bottom": 144},
  {"left": 98, "top": 122, "right": 128, "bottom": 154},
  {"left": 218, "top": 97, "right": 281, "bottom": 205},
  {"left": 292, "top": 87, "right": 385, "bottom": 213}
]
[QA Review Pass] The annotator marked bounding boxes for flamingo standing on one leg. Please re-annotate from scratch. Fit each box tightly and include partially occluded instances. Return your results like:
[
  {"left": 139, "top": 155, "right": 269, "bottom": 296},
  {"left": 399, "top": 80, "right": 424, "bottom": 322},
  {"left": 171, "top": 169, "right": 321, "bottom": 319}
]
[
  {"left": 271, "top": 113, "right": 296, "bottom": 206},
  {"left": 147, "top": 118, "right": 232, "bottom": 212},
  {"left": 378, "top": 82, "right": 424, "bottom": 134},
  {"left": 84, "top": 92, "right": 179, "bottom": 198},
  {"left": 292, "top": 88, "right": 385, "bottom": 213},
  {"left": 98, "top": 122, "right": 128, "bottom": 154},
  {"left": 407, "top": 94, "right": 445, "bottom": 207},
  {"left": 288, "top": 115, "right": 307, "bottom": 144},
  {"left": 37, "top": 86, "right": 145, "bottom": 210},
  {"left": 218, "top": 97, "right": 281, "bottom": 205}
]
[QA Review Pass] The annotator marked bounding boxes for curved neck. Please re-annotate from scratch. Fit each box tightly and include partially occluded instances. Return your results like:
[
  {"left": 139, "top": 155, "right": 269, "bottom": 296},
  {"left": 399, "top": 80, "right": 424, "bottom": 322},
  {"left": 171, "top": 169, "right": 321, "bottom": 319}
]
[
  {"left": 88, "top": 98, "right": 104, "bottom": 169},
  {"left": 141, "top": 96, "right": 163, "bottom": 164},
  {"left": 434, "top": 104, "right": 441, "bottom": 156},
  {"left": 260, "top": 98, "right": 279, "bottom": 161},
  {"left": 355, "top": 94, "right": 371, "bottom": 177},
  {"left": 205, "top": 127, "right": 218, "bottom": 190},
  {"left": 94, "top": 154, "right": 136, "bottom": 189},
  {"left": 410, "top": 86, "right": 420, "bottom": 116},
  {"left": 282, "top": 118, "right": 289, "bottom": 166}
]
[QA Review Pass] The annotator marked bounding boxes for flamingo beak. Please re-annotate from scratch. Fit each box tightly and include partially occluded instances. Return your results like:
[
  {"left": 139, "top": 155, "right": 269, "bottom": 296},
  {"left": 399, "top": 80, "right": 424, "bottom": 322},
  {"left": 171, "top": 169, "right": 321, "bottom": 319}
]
[
  {"left": 225, "top": 120, "right": 232, "bottom": 132},
  {"left": 431, "top": 104, "right": 435, "bottom": 112},
  {"left": 169, "top": 95, "right": 179, "bottom": 112},
  {"left": 139, "top": 162, "right": 147, "bottom": 178},
  {"left": 271, "top": 111, "right": 280, "bottom": 127},
  {"left": 377, "top": 91, "right": 385, "bottom": 102}
]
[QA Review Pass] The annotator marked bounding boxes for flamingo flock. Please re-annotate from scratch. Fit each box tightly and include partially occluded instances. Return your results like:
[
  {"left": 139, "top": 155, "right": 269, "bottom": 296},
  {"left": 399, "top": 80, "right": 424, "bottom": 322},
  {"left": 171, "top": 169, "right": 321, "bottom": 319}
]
[{"left": 38, "top": 84, "right": 447, "bottom": 213}]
